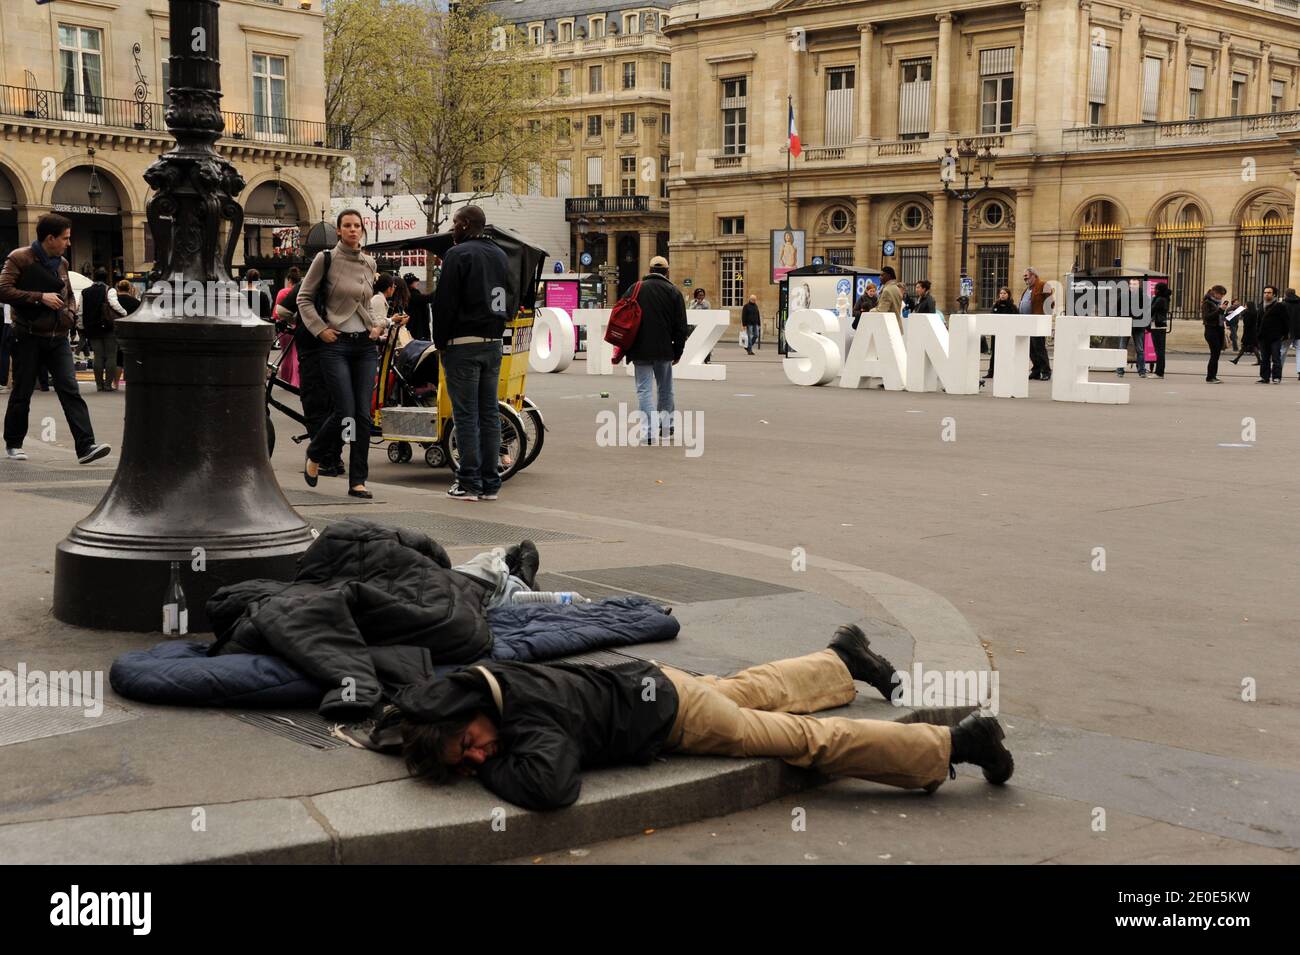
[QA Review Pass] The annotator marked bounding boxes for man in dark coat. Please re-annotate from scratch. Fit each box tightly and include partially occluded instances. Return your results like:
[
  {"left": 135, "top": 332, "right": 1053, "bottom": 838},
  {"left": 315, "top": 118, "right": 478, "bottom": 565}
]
[
  {"left": 1256, "top": 285, "right": 1289, "bottom": 383},
  {"left": 623, "top": 255, "right": 687, "bottom": 445},
  {"left": 1282, "top": 287, "right": 1300, "bottom": 381},
  {"left": 404, "top": 273, "right": 432, "bottom": 341},
  {"left": 395, "top": 624, "right": 1014, "bottom": 811},
  {"left": 1202, "top": 285, "right": 1228, "bottom": 383},
  {"left": 912, "top": 280, "right": 937, "bottom": 315},
  {"left": 0, "top": 213, "right": 110, "bottom": 463},
  {"left": 740, "top": 294, "right": 760, "bottom": 354}
]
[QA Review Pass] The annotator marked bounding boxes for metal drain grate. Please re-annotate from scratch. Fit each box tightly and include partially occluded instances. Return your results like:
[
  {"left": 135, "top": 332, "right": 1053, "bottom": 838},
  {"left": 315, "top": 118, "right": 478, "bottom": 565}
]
[
  {"left": 0, "top": 467, "right": 115, "bottom": 484},
  {"left": 309, "top": 511, "right": 588, "bottom": 546},
  {"left": 11, "top": 483, "right": 110, "bottom": 506},
  {"left": 543, "top": 564, "right": 799, "bottom": 604},
  {"left": 0, "top": 672, "right": 136, "bottom": 747},
  {"left": 230, "top": 711, "right": 347, "bottom": 750}
]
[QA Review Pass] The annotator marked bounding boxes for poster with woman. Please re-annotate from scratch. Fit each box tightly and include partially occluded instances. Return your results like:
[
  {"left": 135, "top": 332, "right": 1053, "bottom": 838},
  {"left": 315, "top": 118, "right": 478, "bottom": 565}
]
[{"left": 771, "top": 229, "right": 805, "bottom": 283}]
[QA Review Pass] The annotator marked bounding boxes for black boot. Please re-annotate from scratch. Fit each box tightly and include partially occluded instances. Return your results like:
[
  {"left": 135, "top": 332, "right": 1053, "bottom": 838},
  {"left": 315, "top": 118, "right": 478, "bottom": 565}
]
[
  {"left": 893, "top": 705, "right": 978, "bottom": 726},
  {"left": 948, "top": 713, "right": 1014, "bottom": 784},
  {"left": 515, "top": 539, "right": 540, "bottom": 589},
  {"left": 828, "top": 624, "right": 899, "bottom": 700}
]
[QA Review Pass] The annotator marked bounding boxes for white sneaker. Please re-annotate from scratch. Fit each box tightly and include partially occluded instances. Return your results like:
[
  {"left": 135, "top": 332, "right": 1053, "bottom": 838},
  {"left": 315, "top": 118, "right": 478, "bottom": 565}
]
[
  {"left": 446, "top": 482, "right": 479, "bottom": 501},
  {"left": 5, "top": 447, "right": 28, "bottom": 461}
]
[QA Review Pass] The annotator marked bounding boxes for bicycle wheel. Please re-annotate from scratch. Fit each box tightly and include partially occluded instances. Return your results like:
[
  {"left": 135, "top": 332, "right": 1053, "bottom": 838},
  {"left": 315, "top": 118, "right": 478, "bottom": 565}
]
[
  {"left": 445, "top": 401, "right": 528, "bottom": 483},
  {"left": 518, "top": 397, "right": 545, "bottom": 471}
]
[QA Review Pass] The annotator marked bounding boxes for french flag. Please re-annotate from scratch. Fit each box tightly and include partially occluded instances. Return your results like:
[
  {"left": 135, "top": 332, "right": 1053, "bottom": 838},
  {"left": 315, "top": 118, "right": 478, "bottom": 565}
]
[{"left": 788, "top": 101, "right": 801, "bottom": 158}]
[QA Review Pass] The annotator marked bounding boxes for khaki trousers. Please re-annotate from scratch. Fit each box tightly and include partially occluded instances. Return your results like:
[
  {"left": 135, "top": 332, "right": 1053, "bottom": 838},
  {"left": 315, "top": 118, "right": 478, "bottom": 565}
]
[{"left": 662, "top": 650, "right": 951, "bottom": 791}]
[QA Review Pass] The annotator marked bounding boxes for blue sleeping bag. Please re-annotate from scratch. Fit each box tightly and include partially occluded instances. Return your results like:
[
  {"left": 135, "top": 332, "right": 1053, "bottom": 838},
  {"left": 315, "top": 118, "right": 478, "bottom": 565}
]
[{"left": 111, "top": 595, "right": 679, "bottom": 708}]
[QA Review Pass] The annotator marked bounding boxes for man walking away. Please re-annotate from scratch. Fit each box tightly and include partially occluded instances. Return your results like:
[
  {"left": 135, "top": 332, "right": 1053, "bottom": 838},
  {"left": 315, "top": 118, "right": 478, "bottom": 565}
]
[
  {"left": 1257, "top": 285, "right": 1289, "bottom": 384},
  {"left": 1148, "top": 282, "right": 1171, "bottom": 379},
  {"left": 1202, "top": 284, "right": 1229, "bottom": 383},
  {"left": 871, "top": 267, "right": 906, "bottom": 318},
  {"left": 912, "top": 280, "right": 936, "bottom": 315},
  {"left": 741, "top": 294, "right": 761, "bottom": 355},
  {"left": 624, "top": 255, "right": 687, "bottom": 445},
  {"left": 242, "top": 268, "right": 273, "bottom": 320},
  {"left": 1022, "top": 266, "right": 1051, "bottom": 380},
  {"left": 1282, "top": 287, "right": 1300, "bottom": 380},
  {"left": 405, "top": 274, "right": 432, "bottom": 342},
  {"left": 431, "top": 206, "right": 511, "bottom": 502},
  {"left": 81, "top": 267, "right": 127, "bottom": 391},
  {"left": 0, "top": 214, "right": 111, "bottom": 463}
]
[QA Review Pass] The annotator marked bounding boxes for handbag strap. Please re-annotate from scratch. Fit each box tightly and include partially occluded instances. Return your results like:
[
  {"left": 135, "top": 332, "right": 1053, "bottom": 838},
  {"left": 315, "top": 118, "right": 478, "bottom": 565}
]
[{"left": 473, "top": 665, "right": 504, "bottom": 717}]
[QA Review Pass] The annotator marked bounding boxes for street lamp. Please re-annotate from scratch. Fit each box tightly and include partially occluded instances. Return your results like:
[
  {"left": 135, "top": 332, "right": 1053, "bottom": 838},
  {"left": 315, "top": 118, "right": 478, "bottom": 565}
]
[
  {"left": 272, "top": 162, "right": 286, "bottom": 219},
  {"left": 940, "top": 138, "right": 997, "bottom": 312},
  {"left": 86, "top": 146, "right": 103, "bottom": 208},
  {"left": 53, "top": 0, "right": 314, "bottom": 632},
  {"left": 361, "top": 170, "right": 395, "bottom": 245}
]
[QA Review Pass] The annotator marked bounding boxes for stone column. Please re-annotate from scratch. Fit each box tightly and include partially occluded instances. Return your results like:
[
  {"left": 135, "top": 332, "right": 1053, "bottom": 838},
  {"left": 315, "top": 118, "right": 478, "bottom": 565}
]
[
  {"left": 122, "top": 212, "right": 149, "bottom": 274},
  {"left": 1170, "top": 25, "right": 1188, "bottom": 121},
  {"left": 857, "top": 24, "right": 875, "bottom": 141},
  {"left": 1288, "top": 170, "right": 1300, "bottom": 291},
  {"left": 1017, "top": 2, "right": 1040, "bottom": 132},
  {"left": 931, "top": 191, "right": 951, "bottom": 306},
  {"left": 935, "top": 14, "right": 954, "bottom": 139},
  {"left": 1257, "top": 43, "right": 1272, "bottom": 114},
  {"left": 1216, "top": 32, "right": 1233, "bottom": 117},
  {"left": 854, "top": 196, "right": 872, "bottom": 266},
  {"left": 1075, "top": 2, "right": 1094, "bottom": 128},
  {"left": 638, "top": 229, "right": 654, "bottom": 276},
  {"left": 788, "top": 25, "right": 803, "bottom": 137},
  {"left": 1014, "top": 187, "right": 1034, "bottom": 281},
  {"left": 1116, "top": 9, "right": 1140, "bottom": 125}
]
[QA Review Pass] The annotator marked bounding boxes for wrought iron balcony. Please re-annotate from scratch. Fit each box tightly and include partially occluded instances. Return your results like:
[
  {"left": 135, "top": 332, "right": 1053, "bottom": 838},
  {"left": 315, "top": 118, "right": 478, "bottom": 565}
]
[
  {"left": 565, "top": 196, "right": 662, "bottom": 216},
  {"left": 1062, "top": 111, "right": 1300, "bottom": 152},
  {"left": 0, "top": 85, "right": 351, "bottom": 150}
]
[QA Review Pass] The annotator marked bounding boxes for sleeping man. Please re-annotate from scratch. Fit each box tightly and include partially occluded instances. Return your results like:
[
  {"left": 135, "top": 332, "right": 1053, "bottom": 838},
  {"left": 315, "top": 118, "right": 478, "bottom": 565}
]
[{"left": 392, "top": 624, "right": 1012, "bottom": 810}]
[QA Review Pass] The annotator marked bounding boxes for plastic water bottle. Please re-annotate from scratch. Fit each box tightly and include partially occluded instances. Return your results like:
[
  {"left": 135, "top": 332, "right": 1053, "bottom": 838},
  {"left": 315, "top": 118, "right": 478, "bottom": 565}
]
[
  {"left": 162, "top": 560, "right": 189, "bottom": 635},
  {"left": 510, "top": 591, "right": 591, "bottom": 605}
]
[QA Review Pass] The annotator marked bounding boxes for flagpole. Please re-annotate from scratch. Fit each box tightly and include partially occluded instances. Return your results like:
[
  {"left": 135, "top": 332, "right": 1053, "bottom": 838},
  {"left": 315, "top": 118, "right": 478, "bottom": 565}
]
[{"left": 785, "top": 95, "right": 792, "bottom": 230}]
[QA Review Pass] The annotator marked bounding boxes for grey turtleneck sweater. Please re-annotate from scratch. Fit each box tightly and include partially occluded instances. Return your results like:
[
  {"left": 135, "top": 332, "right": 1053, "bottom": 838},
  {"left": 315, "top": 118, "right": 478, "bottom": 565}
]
[{"left": 297, "top": 241, "right": 380, "bottom": 336}]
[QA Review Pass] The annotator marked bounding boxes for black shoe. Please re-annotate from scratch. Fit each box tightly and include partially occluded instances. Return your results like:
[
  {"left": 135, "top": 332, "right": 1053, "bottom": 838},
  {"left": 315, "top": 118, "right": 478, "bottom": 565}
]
[
  {"left": 828, "top": 624, "right": 899, "bottom": 700},
  {"left": 893, "top": 705, "right": 979, "bottom": 726},
  {"left": 303, "top": 455, "right": 318, "bottom": 487},
  {"left": 1257, "top": 379, "right": 1270, "bottom": 384},
  {"left": 320, "top": 461, "right": 346, "bottom": 477},
  {"left": 949, "top": 713, "right": 1014, "bottom": 784},
  {"left": 1230, "top": 357, "right": 1241, "bottom": 365},
  {"left": 77, "top": 444, "right": 111, "bottom": 465},
  {"left": 348, "top": 487, "right": 373, "bottom": 499},
  {"left": 515, "top": 539, "right": 539, "bottom": 589},
  {"left": 1041, "top": 372, "right": 1051, "bottom": 381}
]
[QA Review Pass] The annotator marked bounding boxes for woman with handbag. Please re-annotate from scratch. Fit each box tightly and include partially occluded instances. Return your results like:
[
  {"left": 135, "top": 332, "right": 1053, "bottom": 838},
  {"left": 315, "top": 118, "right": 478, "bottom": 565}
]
[
  {"left": 1148, "top": 283, "right": 1171, "bottom": 379},
  {"left": 298, "top": 209, "right": 385, "bottom": 499}
]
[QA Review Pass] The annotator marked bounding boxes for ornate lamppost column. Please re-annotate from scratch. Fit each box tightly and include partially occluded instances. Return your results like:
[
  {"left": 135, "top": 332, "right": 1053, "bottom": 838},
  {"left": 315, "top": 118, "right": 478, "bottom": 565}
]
[
  {"left": 53, "top": 0, "right": 315, "bottom": 632},
  {"left": 940, "top": 138, "right": 997, "bottom": 312}
]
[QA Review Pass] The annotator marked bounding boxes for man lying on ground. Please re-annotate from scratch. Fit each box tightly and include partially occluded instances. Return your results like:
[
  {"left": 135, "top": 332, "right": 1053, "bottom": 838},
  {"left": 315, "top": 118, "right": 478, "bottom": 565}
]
[{"left": 394, "top": 624, "right": 1012, "bottom": 810}]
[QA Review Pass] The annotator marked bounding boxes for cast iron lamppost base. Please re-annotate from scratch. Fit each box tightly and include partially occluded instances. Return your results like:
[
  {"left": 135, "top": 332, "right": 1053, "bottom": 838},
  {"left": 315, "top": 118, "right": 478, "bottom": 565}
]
[{"left": 53, "top": 0, "right": 314, "bottom": 632}]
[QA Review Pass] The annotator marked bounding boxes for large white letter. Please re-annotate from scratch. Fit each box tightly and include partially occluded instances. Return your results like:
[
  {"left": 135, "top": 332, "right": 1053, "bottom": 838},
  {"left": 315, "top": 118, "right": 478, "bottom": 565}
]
[
  {"left": 974, "top": 313, "right": 1052, "bottom": 398},
  {"left": 839, "top": 311, "right": 906, "bottom": 390},
  {"left": 676, "top": 309, "right": 729, "bottom": 381},
  {"left": 573, "top": 309, "right": 614, "bottom": 374},
  {"left": 1052, "top": 315, "right": 1131, "bottom": 404},
  {"left": 783, "top": 309, "right": 842, "bottom": 386},
  {"left": 904, "top": 313, "right": 980, "bottom": 394},
  {"left": 529, "top": 307, "right": 576, "bottom": 373}
]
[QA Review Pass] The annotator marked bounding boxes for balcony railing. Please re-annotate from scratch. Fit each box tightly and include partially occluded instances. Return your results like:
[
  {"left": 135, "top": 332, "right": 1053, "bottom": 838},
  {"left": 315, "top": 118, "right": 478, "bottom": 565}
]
[
  {"left": 565, "top": 196, "right": 655, "bottom": 216},
  {"left": 0, "top": 84, "right": 351, "bottom": 150},
  {"left": 1062, "top": 110, "right": 1300, "bottom": 152}
]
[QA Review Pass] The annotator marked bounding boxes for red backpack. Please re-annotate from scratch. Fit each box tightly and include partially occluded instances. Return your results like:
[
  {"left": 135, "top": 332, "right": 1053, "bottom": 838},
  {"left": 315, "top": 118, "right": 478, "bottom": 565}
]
[{"left": 605, "top": 281, "right": 642, "bottom": 364}]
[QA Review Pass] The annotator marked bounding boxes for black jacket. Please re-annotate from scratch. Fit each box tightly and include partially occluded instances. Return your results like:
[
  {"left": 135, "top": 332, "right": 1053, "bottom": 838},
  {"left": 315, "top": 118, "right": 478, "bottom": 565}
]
[
  {"left": 624, "top": 273, "right": 688, "bottom": 363},
  {"left": 1284, "top": 292, "right": 1300, "bottom": 339},
  {"left": 207, "top": 519, "right": 493, "bottom": 721},
  {"left": 81, "top": 282, "right": 112, "bottom": 337},
  {"left": 118, "top": 292, "right": 141, "bottom": 316},
  {"left": 1258, "top": 299, "right": 1290, "bottom": 345},
  {"left": 1202, "top": 294, "right": 1226, "bottom": 330},
  {"left": 407, "top": 287, "right": 432, "bottom": 341},
  {"left": 912, "top": 293, "right": 937, "bottom": 315},
  {"left": 1149, "top": 293, "right": 1170, "bottom": 331},
  {"left": 991, "top": 298, "right": 1018, "bottom": 314},
  {"left": 244, "top": 287, "right": 273, "bottom": 321},
  {"left": 430, "top": 236, "right": 511, "bottom": 348},
  {"left": 395, "top": 658, "right": 679, "bottom": 810},
  {"left": 741, "top": 301, "right": 760, "bottom": 326}
]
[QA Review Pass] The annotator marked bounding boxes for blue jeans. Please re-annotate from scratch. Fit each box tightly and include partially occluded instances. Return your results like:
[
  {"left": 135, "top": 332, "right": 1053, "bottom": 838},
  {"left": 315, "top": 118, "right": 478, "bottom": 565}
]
[
  {"left": 1130, "top": 327, "right": 1148, "bottom": 374},
  {"left": 308, "top": 334, "right": 377, "bottom": 486},
  {"left": 633, "top": 360, "right": 674, "bottom": 440},
  {"left": 1260, "top": 339, "right": 1286, "bottom": 381},
  {"left": 442, "top": 341, "right": 503, "bottom": 495}
]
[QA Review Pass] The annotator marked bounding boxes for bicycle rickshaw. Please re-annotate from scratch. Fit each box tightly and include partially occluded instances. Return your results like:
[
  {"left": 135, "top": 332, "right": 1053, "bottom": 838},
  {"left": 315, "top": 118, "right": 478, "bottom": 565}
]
[{"left": 265, "top": 224, "right": 547, "bottom": 482}]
